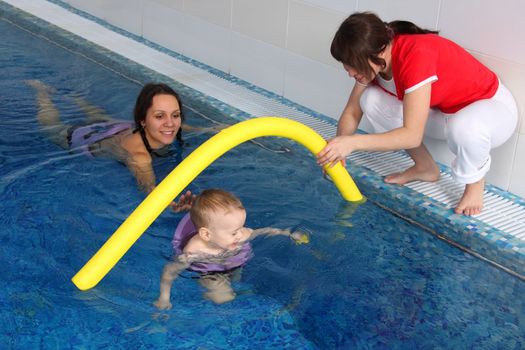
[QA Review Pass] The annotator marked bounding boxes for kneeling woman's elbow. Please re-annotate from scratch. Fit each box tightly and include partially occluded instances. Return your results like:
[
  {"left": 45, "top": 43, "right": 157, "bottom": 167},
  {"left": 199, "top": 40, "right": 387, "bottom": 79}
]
[{"left": 404, "top": 134, "right": 424, "bottom": 149}]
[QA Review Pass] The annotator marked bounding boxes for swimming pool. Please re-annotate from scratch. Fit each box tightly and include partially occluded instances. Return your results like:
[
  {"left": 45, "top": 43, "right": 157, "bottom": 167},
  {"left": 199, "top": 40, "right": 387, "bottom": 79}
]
[{"left": 1, "top": 8, "right": 524, "bottom": 350}]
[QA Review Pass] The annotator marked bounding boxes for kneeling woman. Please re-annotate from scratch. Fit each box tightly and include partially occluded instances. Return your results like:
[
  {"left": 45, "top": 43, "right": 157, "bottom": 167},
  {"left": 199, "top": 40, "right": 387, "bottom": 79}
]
[
  {"left": 28, "top": 81, "right": 203, "bottom": 211},
  {"left": 317, "top": 12, "right": 518, "bottom": 216}
]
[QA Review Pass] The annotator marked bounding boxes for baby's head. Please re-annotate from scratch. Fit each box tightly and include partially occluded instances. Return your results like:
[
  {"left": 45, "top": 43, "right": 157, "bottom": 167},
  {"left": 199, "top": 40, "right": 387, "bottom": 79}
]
[{"left": 190, "top": 189, "right": 247, "bottom": 250}]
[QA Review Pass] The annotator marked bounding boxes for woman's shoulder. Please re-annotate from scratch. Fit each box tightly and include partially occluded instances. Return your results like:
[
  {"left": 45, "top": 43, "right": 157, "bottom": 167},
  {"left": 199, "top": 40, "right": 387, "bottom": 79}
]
[
  {"left": 98, "top": 131, "right": 151, "bottom": 167},
  {"left": 395, "top": 33, "right": 456, "bottom": 52},
  {"left": 120, "top": 132, "right": 150, "bottom": 160}
]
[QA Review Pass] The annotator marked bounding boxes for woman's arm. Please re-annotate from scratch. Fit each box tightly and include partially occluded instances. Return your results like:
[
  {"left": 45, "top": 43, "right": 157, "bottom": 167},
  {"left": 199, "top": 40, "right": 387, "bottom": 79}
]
[
  {"left": 117, "top": 133, "right": 157, "bottom": 193},
  {"left": 337, "top": 83, "right": 366, "bottom": 136},
  {"left": 125, "top": 152, "right": 156, "bottom": 194},
  {"left": 318, "top": 83, "right": 432, "bottom": 166},
  {"left": 125, "top": 146, "right": 195, "bottom": 211},
  {"left": 350, "top": 83, "right": 431, "bottom": 150}
]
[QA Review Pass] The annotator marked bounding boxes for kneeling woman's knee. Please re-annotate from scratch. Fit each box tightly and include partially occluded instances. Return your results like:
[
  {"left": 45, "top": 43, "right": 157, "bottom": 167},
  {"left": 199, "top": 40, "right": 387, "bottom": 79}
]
[
  {"left": 360, "top": 86, "right": 386, "bottom": 115},
  {"left": 360, "top": 86, "right": 403, "bottom": 132}
]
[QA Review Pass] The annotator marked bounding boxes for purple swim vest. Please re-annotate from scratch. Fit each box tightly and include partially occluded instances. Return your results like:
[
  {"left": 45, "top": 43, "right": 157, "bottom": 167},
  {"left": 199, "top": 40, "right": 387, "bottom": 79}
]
[{"left": 172, "top": 213, "right": 253, "bottom": 273}]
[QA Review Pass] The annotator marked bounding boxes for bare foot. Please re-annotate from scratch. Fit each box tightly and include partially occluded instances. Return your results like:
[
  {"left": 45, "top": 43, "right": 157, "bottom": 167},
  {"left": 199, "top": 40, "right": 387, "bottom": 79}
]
[
  {"left": 384, "top": 163, "right": 440, "bottom": 185},
  {"left": 455, "top": 179, "right": 484, "bottom": 216}
]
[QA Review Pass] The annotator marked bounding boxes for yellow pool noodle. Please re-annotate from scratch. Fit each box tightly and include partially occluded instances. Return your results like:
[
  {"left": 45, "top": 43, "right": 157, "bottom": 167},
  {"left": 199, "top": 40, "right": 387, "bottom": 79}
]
[{"left": 72, "top": 117, "right": 363, "bottom": 290}]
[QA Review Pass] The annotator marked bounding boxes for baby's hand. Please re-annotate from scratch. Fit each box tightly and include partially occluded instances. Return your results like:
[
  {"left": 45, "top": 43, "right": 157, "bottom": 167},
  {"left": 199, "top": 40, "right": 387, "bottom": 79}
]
[
  {"left": 290, "top": 231, "right": 310, "bottom": 245},
  {"left": 154, "top": 298, "right": 172, "bottom": 310},
  {"left": 171, "top": 190, "right": 196, "bottom": 212}
]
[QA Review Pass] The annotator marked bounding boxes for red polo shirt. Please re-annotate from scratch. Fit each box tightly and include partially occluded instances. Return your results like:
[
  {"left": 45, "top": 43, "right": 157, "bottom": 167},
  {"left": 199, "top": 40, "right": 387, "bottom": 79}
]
[{"left": 389, "top": 34, "right": 498, "bottom": 113}]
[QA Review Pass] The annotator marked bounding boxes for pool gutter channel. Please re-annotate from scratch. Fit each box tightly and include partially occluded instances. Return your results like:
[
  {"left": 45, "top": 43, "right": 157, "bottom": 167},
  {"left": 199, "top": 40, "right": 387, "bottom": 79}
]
[{"left": 3, "top": 0, "right": 525, "bottom": 279}]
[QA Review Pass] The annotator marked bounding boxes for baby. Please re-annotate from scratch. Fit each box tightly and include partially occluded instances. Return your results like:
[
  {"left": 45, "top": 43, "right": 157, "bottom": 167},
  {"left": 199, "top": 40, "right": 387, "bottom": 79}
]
[{"left": 154, "top": 188, "right": 308, "bottom": 308}]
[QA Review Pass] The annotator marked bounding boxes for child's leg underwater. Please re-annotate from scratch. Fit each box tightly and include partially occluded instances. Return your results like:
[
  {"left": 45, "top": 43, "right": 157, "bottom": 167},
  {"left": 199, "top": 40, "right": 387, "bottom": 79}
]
[{"left": 199, "top": 273, "right": 236, "bottom": 304}]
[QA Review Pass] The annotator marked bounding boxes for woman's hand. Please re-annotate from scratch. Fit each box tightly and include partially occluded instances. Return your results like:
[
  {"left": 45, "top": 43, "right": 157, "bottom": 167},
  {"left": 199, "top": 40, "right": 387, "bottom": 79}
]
[
  {"left": 170, "top": 190, "right": 196, "bottom": 212},
  {"left": 316, "top": 136, "right": 354, "bottom": 168}
]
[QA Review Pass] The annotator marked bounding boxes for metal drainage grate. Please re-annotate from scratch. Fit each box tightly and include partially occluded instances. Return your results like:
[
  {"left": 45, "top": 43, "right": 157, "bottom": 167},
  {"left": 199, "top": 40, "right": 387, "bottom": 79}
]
[{"left": 348, "top": 150, "right": 525, "bottom": 239}]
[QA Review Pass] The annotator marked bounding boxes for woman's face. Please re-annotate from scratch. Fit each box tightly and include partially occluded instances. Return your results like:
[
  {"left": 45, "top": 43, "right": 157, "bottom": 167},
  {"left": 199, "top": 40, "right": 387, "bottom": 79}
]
[
  {"left": 343, "top": 63, "right": 375, "bottom": 85},
  {"left": 343, "top": 57, "right": 385, "bottom": 85},
  {"left": 141, "top": 94, "right": 181, "bottom": 148}
]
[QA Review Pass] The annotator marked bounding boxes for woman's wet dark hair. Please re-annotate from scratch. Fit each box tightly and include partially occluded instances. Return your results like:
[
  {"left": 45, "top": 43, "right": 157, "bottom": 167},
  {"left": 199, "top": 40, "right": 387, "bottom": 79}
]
[
  {"left": 330, "top": 12, "right": 438, "bottom": 79},
  {"left": 133, "top": 82, "right": 184, "bottom": 145}
]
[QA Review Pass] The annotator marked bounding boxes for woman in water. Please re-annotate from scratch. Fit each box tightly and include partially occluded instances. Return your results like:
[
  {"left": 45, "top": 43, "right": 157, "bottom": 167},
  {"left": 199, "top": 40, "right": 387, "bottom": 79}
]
[{"left": 27, "top": 80, "right": 207, "bottom": 211}]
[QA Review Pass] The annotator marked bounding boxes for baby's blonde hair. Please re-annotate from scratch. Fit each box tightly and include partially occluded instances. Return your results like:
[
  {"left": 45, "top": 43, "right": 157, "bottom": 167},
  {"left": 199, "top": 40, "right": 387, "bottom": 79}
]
[{"left": 190, "top": 189, "right": 245, "bottom": 229}]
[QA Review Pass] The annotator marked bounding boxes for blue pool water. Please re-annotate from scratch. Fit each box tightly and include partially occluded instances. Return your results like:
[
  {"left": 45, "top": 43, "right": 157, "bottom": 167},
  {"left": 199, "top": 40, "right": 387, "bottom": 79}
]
[{"left": 1, "top": 14, "right": 524, "bottom": 350}]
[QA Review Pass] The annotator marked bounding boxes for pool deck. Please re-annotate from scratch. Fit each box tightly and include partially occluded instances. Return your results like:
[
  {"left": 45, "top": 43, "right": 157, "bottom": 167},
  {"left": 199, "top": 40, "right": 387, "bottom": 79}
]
[{"left": 2, "top": 0, "right": 525, "bottom": 279}]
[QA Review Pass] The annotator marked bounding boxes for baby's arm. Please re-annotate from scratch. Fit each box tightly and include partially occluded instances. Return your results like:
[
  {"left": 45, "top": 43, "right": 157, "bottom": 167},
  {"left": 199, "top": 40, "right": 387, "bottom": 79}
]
[
  {"left": 251, "top": 227, "right": 290, "bottom": 237},
  {"left": 154, "top": 256, "right": 190, "bottom": 310},
  {"left": 250, "top": 227, "right": 309, "bottom": 244}
]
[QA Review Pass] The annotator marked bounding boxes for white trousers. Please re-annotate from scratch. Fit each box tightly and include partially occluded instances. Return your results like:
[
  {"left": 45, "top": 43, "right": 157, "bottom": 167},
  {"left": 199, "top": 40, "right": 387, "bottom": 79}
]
[{"left": 360, "top": 82, "right": 518, "bottom": 184}]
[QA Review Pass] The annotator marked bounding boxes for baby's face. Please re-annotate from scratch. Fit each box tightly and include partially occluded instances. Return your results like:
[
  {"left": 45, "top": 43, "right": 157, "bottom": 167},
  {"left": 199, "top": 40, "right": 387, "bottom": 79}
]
[{"left": 206, "top": 208, "right": 248, "bottom": 251}]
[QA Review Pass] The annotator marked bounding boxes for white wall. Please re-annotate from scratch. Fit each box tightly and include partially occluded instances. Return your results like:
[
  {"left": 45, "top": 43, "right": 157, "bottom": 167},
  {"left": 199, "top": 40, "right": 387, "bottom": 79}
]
[{"left": 63, "top": 0, "right": 525, "bottom": 198}]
